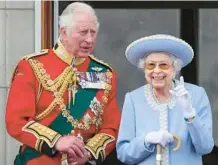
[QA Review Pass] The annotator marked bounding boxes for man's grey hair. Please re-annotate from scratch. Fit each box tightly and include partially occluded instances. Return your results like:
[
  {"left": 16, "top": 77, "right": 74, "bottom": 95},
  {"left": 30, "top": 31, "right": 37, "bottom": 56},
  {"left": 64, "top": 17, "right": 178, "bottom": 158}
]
[
  {"left": 59, "top": 2, "right": 100, "bottom": 34},
  {"left": 137, "top": 53, "right": 183, "bottom": 74}
]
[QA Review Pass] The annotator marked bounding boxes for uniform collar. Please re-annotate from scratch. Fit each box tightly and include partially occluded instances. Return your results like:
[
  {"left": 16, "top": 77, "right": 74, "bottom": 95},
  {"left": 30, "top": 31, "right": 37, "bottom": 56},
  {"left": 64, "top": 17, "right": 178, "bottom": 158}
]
[{"left": 53, "top": 39, "right": 86, "bottom": 66}]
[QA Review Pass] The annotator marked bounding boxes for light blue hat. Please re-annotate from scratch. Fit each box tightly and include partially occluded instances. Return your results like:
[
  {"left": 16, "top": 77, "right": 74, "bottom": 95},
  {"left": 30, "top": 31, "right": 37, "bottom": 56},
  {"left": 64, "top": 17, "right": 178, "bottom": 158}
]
[{"left": 125, "top": 34, "right": 194, "bottom": 68}]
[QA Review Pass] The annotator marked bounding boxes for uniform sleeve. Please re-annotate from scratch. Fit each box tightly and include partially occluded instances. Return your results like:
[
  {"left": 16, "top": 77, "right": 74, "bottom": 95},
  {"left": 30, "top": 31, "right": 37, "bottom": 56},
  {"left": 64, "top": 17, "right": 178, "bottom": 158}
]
[
  {"left": 85, "top": 71, "right": 121, "bottom": 165},
  {"left": 116, "top": 92, "right": 155, "bottom": 165},
  {"left": 5, "top": 60, "right": 61, "bottom": 156},
  {"left": 187, "top": 87, "right": 214, "bottom": 155}
]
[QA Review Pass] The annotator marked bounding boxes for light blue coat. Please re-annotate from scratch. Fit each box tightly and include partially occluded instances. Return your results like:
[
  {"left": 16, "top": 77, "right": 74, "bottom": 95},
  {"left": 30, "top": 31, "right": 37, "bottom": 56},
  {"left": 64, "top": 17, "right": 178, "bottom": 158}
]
[{"left": 116, "top": 83, "right": 214, "bottom": 165}]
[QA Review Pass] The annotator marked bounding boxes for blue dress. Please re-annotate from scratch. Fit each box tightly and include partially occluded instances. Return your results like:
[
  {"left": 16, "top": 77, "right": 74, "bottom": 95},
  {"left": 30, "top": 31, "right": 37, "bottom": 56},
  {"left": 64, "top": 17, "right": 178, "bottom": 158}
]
[{"left": 116, "top": 82, "right": 214, "bottom": 165}]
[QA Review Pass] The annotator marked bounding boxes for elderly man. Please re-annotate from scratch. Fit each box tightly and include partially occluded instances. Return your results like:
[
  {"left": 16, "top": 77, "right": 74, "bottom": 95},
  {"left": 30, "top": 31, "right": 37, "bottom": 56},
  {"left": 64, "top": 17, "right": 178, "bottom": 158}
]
[{"left": 6, "top": 2, "right": 122, "bottom": 165}]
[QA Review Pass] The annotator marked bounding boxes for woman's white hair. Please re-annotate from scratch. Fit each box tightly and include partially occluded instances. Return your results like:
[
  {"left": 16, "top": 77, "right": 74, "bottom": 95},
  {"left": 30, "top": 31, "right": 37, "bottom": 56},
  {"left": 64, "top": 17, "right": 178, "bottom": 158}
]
[
  {"left": 59, "top": 2, "right": 100, "bottom": 33},
  {"left": 137, "top": 52, "right": 183, "bottom": 75}
]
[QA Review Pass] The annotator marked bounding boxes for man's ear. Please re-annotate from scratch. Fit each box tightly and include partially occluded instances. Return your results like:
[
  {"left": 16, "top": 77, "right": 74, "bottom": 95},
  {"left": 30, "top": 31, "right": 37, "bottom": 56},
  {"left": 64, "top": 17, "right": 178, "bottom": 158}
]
[{"left": 59, "top": 27, "right": 68, "bottom": 40}]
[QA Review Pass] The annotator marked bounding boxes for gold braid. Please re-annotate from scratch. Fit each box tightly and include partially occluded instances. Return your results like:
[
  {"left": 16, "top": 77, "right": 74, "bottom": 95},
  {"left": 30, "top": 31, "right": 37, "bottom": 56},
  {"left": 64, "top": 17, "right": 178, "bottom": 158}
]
[
  {"left": 29, "top": 59, "right": 72, "bottom": 91},
  {"left": 28, "top": 59, "right": 73, "bottom": 120},
  {"left": 28, "top": 59, "right": 112, "bottom": 130}
]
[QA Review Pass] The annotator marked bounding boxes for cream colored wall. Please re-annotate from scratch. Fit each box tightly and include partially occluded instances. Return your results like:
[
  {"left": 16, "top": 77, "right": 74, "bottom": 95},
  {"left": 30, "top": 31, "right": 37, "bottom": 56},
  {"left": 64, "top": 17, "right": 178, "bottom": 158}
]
[{"left": 0, "top": 1, "right": 36, "bottom": 164}]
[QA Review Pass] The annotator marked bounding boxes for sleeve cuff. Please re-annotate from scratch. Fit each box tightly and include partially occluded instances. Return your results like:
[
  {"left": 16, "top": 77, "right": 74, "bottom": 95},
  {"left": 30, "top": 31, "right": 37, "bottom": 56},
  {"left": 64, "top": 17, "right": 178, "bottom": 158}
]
[
  {"left": 144, "top": 138, "right": 155, "bottom": 152},
  {"left": 40, "top": 141, "right": 58, "bottom": 157},
  {"left": 22, "top": 121, "right": 62, "bottom": 156},
  {"left": 86, "top": 151, "right": 102, "bottom": 165},
  {"left": 85, "top": 133, "right": 115, "bottom": 164},
  {"left": 184, "top": 107, "right": 196, "bottom": 119}
]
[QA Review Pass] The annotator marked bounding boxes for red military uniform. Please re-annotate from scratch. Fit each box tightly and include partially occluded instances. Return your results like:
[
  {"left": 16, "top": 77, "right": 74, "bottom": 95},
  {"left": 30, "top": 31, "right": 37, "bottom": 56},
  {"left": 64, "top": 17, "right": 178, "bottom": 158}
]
[{"left": 5, "top": 40, "right": 121, "bottom": 165}]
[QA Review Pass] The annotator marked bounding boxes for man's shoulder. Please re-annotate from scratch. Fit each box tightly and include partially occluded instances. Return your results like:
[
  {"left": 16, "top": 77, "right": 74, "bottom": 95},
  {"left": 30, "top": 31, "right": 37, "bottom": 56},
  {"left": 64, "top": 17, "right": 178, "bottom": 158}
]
[
  {"left": 89, "top": 55, "right": 113, "bottom": 71},
  {"left": 11, "top": 49, "right": 50, "bottom": 81},
  {"left": 21, "top": 49, "right": 49, "bottom": 61}
]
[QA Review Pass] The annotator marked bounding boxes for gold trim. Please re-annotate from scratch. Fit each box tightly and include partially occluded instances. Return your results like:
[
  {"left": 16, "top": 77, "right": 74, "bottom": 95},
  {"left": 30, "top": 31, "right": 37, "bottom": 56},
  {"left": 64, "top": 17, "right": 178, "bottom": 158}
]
[
  {"left": 53, "top": 39, "right": 86, "bottom": 65},
  {"left": 29, "top": 59, "right": 92, "bottom": 129},
  {"left": 35, "top": 139, "right": 44, "bottom": 152},
  {"left": 85, "top": 133, "right": 115, "bottom": 160},
  {"left": 28, "top": 58, "right": 113, "bottom": 131},
  {"left": 100, "top": 151, "right": 105, "bottom": 161},
  {"left": 36, "top": 83, "right": 43, "bottom": 104},
  {"left": 38, "top": 140, "right": 44, "bottom": 152},
  {"left": 35, "top": 139, "right": 40, "bottom": 151},
  {"left": 54, "top": 49, "right": 86, "bottom": 66},
  {"left": 10, "top": 49, "right": 48, "bottom": 86},
  {"left": 29, "top": 59, "right": 72, "bottom": 92},
  {"left": 28, "top": 59, "right": 74, "bottom": 120},
  {"left": 22, "top": 49, "right": 48, "bottom": 60},
  {"left": 22, "top": 121, "right": 61, "bottom": 148},
  {"left": 89, "top": 55, "right": 113, "bottom": 71}
]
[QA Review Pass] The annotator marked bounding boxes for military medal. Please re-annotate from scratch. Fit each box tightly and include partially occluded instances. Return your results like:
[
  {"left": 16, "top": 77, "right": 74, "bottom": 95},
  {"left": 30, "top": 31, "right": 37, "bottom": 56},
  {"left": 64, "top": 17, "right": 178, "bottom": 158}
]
[
  {"left": 78, "top": 72, "right": 111, "bottom": 89},
  {"left": 91, "top": 66, "right": 103, "bottom": 72}
]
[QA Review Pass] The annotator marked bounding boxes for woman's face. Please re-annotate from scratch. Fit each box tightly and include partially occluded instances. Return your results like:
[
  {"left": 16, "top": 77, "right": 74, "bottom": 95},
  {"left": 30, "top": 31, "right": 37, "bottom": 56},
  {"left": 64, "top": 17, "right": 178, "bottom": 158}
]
[{"left": 144, "top": 52, "right": 175, "bottom": 90}]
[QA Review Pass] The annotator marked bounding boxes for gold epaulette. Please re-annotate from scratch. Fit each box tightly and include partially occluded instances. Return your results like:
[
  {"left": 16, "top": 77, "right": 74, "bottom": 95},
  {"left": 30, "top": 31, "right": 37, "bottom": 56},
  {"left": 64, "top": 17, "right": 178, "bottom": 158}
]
[
  {"left": 22, "top": 49, "right": 48, "bottom": 60},
  {"left": 9, "top": 49, "right": 49, "bottom": 85},
  {"left": 89, "top": 55, "right": 113, "bottom": 71}
]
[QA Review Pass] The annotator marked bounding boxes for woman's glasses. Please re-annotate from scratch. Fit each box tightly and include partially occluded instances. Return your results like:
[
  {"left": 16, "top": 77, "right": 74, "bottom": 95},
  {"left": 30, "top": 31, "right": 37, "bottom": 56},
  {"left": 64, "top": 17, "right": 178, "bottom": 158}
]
[{"left": 144, "top": 62, "right": 172, "bottom": 70}]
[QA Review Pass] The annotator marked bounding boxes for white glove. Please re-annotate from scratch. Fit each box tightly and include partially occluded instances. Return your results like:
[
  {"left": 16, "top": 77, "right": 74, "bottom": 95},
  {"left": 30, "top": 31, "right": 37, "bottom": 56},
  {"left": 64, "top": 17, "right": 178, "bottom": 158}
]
[
  {"left": 145, "top": 130, "right": 174, "bottom": 147},
  {"left": 170, "top": 76, "right": 196, "bottom": 119}
]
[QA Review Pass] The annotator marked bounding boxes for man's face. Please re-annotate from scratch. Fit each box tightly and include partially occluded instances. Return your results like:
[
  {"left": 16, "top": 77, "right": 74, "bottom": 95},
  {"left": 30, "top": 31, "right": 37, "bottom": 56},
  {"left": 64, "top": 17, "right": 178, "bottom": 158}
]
[{"left": 60, "top": 12, "right": 98, "bottom": 58}]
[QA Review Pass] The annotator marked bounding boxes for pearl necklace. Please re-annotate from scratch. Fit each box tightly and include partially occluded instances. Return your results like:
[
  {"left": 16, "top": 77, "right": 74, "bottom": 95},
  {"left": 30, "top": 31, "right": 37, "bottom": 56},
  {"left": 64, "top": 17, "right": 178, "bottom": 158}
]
[{"left": 144, "top": 83, "right": 177, "bottom": 165}]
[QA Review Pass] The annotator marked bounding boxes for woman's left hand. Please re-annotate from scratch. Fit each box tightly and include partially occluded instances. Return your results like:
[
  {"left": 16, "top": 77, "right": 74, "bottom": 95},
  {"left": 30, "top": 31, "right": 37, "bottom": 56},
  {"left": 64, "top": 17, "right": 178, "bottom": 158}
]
[{"left": 170, "top": 76, "right": 195, "bottom": 119}]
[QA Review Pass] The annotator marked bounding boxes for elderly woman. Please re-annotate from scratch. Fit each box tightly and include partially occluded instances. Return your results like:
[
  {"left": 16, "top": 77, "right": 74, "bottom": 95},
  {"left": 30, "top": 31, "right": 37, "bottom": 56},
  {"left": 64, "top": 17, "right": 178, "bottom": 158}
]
[{"left": 116, "top": 34, "right": 214, "bottom": 165}]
